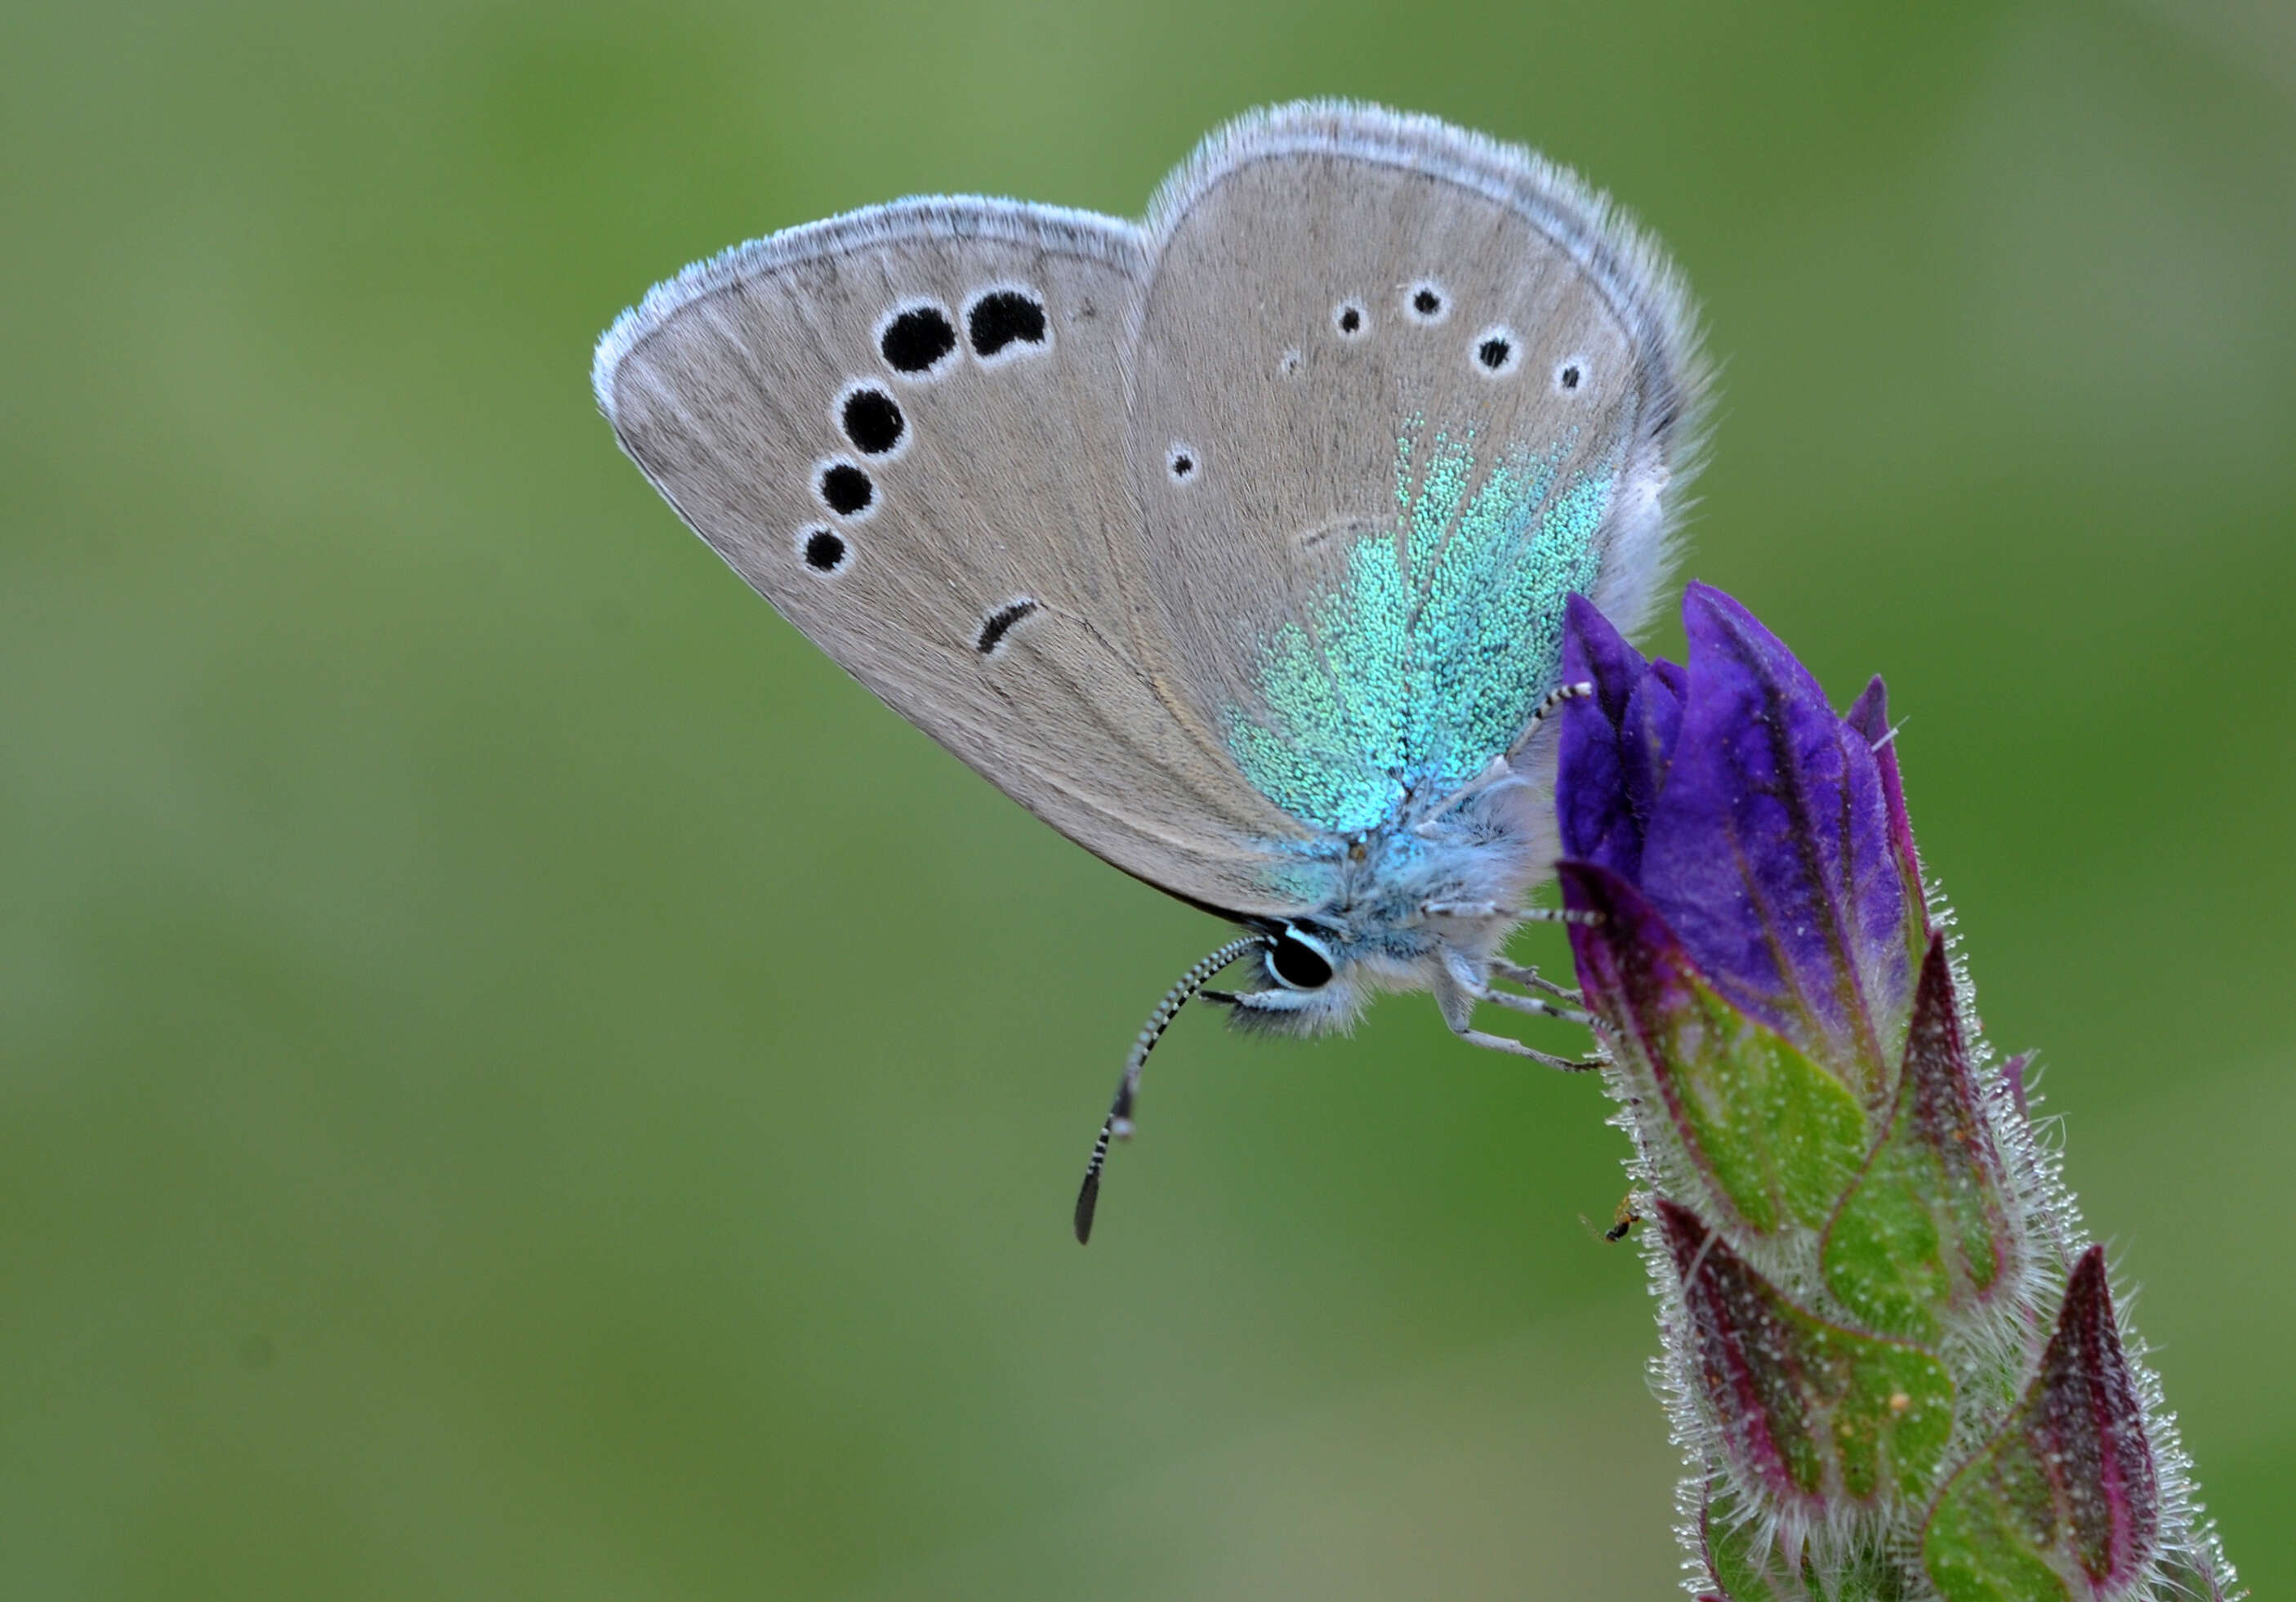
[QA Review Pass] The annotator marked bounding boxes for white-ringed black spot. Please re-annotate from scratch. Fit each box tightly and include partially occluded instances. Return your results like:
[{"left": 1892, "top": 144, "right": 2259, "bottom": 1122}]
[
  {"left": 1166, "top": 443, "right": 1198, "bottom": 484},
  {"left": 1472, "top": 325, "right": 1522, "bottom": 377},
  {"left": 1405, "top": 279, "right": 1449, "bottom": 324},
  {"left": 876, "top": 299, "right": 960, "bottom": 379},
  {"left": 1554, "top": 355, "right": 1587, "bottom": 394},
  {"left": 815, "top": 458, "right": 876, "bottom": 519},
  {"left": 1333, "top": 300, "right": 1367, "bottom": 337},
  {"left": 975, "top": 598, "right": 1038, "bottom": 656},
  {"left": 1279, "top": 348, "right": 1301, "bottom": 374},
  {"left": 965, "top": 286, "right": 1050, "bottom": 363},
  {"left": 836, "top": 383, "right": 907, "bottom": 456},
  {"left": 799, "top": 526, "right": 848, "bottom": 574},
  {"left": 1268, "top": 925, "right": 1335, "bottom": 990}
]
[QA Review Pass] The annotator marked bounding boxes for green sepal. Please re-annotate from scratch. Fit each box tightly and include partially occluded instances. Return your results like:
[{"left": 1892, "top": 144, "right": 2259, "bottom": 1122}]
[
  {"left": 1705, "top": 1493, "right": 1929, "bottom": 1600},
  {"left": 1822, "top": 935, "right": 2018, "bottom": 1342},
  {"left": 1561, "top": 864, "right": 1871, "bottom": 1238},
  {"left": 1661, "top": 1200, "right": 1957, "bottom": 1518},
  {"left": 1666, "top": 984, "right": 1870, "bottom": 1238},
  {"left": 1922, "top": 1248, "right": 2160, "bottom": 1602}
]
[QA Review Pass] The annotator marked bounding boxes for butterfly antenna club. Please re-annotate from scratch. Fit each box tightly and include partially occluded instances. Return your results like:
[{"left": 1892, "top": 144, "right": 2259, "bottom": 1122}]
[{"left": 1073, "top": 935, "right": 1269, "bottom": 1244}]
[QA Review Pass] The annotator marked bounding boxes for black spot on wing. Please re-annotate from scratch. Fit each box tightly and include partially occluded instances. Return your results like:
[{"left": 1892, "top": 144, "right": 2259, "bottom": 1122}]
[
  {"left": 880, "top": 305, "right": 958, "bottom": 376},
  {"left": 967, "top": 289, "right": 1048, "bottom": 359},
  {"left": 840, "top": 386, "right": 905, "bottom": 454},
  {"left": 975, "top": 598, "right": 1039, "bottom": 655},
  {"left": 818, "top": 462, "right": 873, "bottom": 516},
  {"left": 800, "top": 528, "right": 847, "bottom": 573}
]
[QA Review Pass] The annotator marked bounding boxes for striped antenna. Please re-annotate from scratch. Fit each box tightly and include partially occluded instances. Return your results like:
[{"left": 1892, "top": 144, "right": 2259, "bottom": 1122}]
[
  {"left": 1073, "top": 935, "right": 1269, "bottom": 1244},
  {"left": 1504, "top": 678, "right": 1594, "bottom": 760},
  {"left": 1415, "top": 681, "right": 1596, "bottom": 837}
]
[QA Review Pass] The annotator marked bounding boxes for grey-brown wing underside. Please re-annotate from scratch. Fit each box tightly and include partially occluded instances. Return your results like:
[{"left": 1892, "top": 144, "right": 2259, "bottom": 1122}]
[
  {"left": 595, "top": 199, "right": 1320, "bottom": 917},
  {"left": 1120, "top": 104, "right": 1709, "bottom": 834}
]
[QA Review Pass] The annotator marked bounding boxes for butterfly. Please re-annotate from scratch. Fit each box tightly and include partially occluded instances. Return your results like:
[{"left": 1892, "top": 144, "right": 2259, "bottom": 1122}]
[{"left": 593, "top": 101, "right": 1707, "bottom": 1240}]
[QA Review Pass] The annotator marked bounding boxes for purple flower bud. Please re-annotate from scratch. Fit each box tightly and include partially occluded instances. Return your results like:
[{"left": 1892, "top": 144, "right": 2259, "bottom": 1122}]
[
  {"left": 1555, "top": 588, "right": 2228, "bottom": 1600},
  {"left": 1559, "top": 585, "right": 1919, "bottom": 1099},
  {"left": 1562, "top": 860, "right": 1867, "bottom": 1238}
]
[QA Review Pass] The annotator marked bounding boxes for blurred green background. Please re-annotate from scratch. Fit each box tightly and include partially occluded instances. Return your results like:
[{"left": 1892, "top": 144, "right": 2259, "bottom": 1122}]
[{"left": 5, "top": 0, "right": 2291, "bottom": 1595}]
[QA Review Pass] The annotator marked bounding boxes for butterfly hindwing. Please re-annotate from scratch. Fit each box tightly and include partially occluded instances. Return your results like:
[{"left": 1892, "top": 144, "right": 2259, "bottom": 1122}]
[{"left": 1123, "top": 104, "right": 1706, "bottom": 837}]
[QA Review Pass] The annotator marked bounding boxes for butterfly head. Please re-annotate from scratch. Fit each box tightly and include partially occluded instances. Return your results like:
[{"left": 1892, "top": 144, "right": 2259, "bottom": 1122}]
[
  {"left": 1216, "top": 779, "right": 1555, "bottom": 1036},
  {"left": 1217, "top": 921, "right": 1356, "bottom": 1032}
]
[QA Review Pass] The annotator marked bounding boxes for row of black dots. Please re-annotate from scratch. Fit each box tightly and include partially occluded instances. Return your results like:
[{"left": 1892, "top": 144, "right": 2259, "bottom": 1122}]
[
  {"left": 1327, "top": 283, "right": 1590, "bottom": 393},
  {"left": 799, "top": 287, "right": 1054, "bottom": 579},
  {"left": 1331, "top": 279, "right": 1452, "bottom": 341},
  {"left": 875, "top": 287, "right": 1051, "bottom": 382}
]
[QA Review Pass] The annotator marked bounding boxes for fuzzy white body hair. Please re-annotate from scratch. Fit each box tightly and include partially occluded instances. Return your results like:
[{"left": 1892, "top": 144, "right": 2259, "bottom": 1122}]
[{"left": 1219, "top": 737, "right": 1563, "bottom": 1035}]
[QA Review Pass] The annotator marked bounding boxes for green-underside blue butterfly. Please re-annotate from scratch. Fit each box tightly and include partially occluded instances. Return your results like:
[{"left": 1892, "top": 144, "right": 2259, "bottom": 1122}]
[{"left": 595, "top": 100, "right": 1709, "bottom": 1239}]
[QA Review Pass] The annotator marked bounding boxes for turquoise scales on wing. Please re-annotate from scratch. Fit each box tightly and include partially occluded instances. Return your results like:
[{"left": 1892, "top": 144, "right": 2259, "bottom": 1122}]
[{"left": 1227, "top": 424, "right": 1614, "bottom": 836}]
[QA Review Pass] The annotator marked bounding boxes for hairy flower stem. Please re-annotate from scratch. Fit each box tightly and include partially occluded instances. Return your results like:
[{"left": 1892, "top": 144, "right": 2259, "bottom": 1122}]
[{"left": 1554, "top": 587, "right": 2239, "bottom": 1602}]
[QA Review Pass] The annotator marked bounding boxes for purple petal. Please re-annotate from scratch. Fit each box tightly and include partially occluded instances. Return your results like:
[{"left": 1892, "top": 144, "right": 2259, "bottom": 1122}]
[
  {"left": 1638, "top": 585, "right": 1915, "bottom": 1099},
  {"left": 1563, "top": 591, "right": 1645, "bottom": 723},
  {"left": 1844, "top": 676, "right": 1930, "bottom": 959},
  {"left": 1558, "top": 859, "right": 1697, "bottom": 1078},
  {"left": 1558, "top": 594, "right": 1650, "bottom": 877},
  {"left": 1620, "top": 660, "right": 1685, "bottom": 859}
]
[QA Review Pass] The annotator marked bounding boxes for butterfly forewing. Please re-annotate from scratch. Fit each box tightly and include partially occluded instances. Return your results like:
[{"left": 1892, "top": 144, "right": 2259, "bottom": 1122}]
[{"left": 598, "top": 200, "right": 1322, "bottom": 917}]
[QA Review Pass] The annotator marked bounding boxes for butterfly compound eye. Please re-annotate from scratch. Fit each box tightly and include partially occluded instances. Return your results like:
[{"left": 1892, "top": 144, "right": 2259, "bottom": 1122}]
[{"left": 1268, "top": 926, "right": 1336, "bottom": 991}]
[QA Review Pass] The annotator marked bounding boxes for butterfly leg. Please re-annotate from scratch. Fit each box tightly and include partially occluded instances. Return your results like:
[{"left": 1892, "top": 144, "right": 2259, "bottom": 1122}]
[
  {"left": 1511, "top": 906, "right": 1600, "bottom": 927},
  {"left": 1502, "top": 680, "right": 1596, "bottom": 761},
  {"left": 1434, "top": 963, "right": 1601, "bottom": 1072},
  {"left": 1478, "top": 986, "right": 1597, "bottom": 1029},
  {"left": 1421, "top": 898, "right": 1500, "bottom": 918},
  {"left": 1447, "top": 1017, "right": 1602, "bottom": 1072},
  {"left": 1443, "top": 949, "right": 1593, "bottom": 1024},
  {"left": 1414, "top": 681, "right": 1595, "bottom": 836},
  {"left": 1487, "top": 956, "right": 1587, "bottom": 1007}
]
